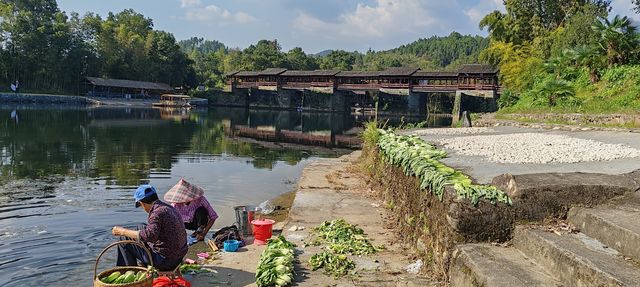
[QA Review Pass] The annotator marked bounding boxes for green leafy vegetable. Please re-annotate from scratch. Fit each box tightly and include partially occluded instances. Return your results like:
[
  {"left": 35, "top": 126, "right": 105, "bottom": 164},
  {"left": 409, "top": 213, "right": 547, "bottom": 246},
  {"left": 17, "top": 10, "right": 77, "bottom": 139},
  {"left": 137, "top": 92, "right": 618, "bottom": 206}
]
[
  {"left": 311, "top": 219, "right": 380, "bottom": 255},
  {"left": 376, "top": 129, "right": 512, "bottom": 205},
  {"left": 308, "top": 219, "right": 381, "bottom": 279},
  {"left": 256, "top": 235, "right": 296, "bottom": 287},
  {"left": 309, "top": 252, "right": 356, "bottom": 278}
]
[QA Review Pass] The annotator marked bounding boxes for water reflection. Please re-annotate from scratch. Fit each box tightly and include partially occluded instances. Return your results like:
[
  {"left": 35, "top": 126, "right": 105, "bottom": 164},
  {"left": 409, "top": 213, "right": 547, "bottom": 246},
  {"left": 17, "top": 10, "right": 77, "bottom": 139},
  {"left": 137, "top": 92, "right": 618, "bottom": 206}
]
[{"left": 0, "top": 107, "right": 351, "bottom": 185}]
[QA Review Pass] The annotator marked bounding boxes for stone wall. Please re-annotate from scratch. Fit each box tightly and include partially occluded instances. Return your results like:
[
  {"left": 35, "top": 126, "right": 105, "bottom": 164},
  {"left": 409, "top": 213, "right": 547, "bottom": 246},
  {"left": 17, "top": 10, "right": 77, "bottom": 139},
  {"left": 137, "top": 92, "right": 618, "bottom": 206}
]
[
  {"left": 359, "top": 145, "right": 512, "bottom": 281},
  {"left": 192, "top": 90, "right": 247, "bottom": 107},
  {"left": 503, "top": 113, "right": 640, "bottom": 127},
  {"left": 0, "top": 93, "right": 94, "bottom": 105}
]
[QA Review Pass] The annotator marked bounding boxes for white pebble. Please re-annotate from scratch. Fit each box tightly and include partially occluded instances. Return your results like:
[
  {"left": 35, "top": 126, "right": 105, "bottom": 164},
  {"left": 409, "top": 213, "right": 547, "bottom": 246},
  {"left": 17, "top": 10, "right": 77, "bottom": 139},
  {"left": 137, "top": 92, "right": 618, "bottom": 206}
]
[{"left": 436, "top": 133, "right": 640, "bottom": 164}]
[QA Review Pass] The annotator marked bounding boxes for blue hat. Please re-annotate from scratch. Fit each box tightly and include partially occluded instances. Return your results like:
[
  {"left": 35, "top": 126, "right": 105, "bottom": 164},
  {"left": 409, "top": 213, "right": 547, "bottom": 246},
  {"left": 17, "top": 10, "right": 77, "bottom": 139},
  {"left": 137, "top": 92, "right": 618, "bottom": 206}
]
[{"left": 134, "top": 185, "right": 157, "bottom": 208}]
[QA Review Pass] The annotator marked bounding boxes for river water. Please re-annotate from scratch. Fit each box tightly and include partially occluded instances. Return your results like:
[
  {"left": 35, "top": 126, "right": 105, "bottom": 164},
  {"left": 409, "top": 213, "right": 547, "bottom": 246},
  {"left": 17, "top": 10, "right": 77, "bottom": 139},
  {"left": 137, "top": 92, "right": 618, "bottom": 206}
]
[{"left": 0, "top": 106, "right": 444, "bottom": 286}]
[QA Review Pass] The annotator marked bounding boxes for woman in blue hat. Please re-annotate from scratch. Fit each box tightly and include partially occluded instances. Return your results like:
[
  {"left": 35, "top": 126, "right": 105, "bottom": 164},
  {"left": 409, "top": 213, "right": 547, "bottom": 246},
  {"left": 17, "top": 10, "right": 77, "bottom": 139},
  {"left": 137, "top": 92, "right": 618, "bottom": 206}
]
[{"left": 110, "top": 185, "right": 188, "bottom": 271}]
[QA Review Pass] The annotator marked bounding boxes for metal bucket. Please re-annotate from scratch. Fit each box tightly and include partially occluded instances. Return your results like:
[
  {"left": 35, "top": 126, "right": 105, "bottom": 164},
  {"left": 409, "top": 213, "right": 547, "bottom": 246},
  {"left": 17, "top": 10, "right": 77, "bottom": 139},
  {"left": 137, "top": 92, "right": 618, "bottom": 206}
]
[{"left": 234, "top": 205, "right": 257, "bottom": 236}]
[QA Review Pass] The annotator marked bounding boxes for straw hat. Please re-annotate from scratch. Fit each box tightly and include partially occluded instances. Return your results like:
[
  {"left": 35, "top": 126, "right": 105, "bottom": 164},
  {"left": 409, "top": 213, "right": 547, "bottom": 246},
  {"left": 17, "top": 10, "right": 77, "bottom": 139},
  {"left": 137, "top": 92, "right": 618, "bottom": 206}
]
[{"left": 164, "top": 178, "right": 204, "bottom": 203}]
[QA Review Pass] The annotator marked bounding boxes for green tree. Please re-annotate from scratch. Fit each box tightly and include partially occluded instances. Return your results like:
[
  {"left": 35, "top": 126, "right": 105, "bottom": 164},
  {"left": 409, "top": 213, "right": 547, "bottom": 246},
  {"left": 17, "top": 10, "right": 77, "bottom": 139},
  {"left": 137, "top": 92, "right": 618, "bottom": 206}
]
[
  {"left": 242, "top": 39, "right": 285, "bottom": 70},
  {"left": 533, "top": 76, "right": 576, "bottom": 106},
  {"left": 319, "top": 50, "right": 356, "bottom": 70},
  {"left": 178, "top": 37, "right": 226, "bottom": 54},
  {"left": 284, "top": 47, "right": 318, "bottom": 70},
  {"left": 592, "top": 15, "right": 638, "bottom": 67},
  {"left": 572, "top": 44, "right": 605, "bottom": 82}
]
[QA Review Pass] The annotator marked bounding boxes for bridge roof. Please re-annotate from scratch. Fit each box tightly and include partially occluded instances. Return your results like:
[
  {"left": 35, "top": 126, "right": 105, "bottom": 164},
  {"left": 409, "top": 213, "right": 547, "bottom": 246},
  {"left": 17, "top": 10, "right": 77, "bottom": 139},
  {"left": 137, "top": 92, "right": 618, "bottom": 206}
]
[
  {"left": 336, "top": 71, "right": 380, "bottom": 77},
  {"left": 379, "top": 67, "right": 420, "bottom": 76},
  {"left": 458, "top": 64, "right": 497, "bottom": 74},
  {"left": 85, "top": 77, "right": 172, "bottom": 91},
  {"left": 281, "top": 70, "right": 340, "bottom": 77},
  {"left": 259, "top": 68, "right": 288, "bottom": 76},
  {"left": 225, "top": 70, "right": 240, "bottom": 77},
  {"left": 235, "top": 71, "right": 260, "bottom": 77},
  {"left": 414, "top": 71, "right": 458, "bottom": 77}
]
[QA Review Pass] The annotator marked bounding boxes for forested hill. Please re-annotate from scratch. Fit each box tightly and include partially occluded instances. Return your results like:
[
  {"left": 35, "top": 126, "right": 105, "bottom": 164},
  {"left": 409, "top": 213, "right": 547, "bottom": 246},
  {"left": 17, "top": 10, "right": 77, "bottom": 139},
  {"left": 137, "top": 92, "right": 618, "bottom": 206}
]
[{"left": 389, "top": 32, "right": 489, "bottom": 67}]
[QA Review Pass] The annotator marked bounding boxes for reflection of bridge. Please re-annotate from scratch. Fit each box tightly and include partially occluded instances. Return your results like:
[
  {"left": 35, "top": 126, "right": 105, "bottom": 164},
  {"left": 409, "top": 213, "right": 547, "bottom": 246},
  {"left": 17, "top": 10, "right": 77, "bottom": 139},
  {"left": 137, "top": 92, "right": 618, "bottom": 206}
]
[
  {"left": 226, "top": 64, "right": 499, "bottom": 97},
  {"left": 227, "top": 125, "right": 361, "bottom": 148}
]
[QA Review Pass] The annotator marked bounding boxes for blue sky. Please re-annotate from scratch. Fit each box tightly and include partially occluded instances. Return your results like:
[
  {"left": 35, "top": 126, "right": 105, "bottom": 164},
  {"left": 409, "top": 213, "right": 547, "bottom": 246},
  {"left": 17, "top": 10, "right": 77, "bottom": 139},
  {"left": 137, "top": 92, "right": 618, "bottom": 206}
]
[{"left": 56, "top": 0, "right": 639, "bottom": 54}]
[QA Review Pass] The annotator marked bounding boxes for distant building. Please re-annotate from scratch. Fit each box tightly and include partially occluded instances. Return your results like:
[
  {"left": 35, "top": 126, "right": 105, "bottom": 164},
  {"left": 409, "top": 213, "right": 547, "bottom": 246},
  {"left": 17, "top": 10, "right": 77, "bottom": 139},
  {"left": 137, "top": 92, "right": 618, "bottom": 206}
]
[{"left": 84, "top": 77, "right": 172, "bottom": 99}]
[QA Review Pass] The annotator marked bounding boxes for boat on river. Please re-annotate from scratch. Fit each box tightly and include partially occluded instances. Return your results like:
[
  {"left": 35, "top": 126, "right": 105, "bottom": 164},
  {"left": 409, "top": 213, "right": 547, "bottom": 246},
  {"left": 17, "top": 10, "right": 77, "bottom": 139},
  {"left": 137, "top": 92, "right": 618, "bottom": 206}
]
[{"left": 153, "top": 94, "right": 192, "bottom": 108}]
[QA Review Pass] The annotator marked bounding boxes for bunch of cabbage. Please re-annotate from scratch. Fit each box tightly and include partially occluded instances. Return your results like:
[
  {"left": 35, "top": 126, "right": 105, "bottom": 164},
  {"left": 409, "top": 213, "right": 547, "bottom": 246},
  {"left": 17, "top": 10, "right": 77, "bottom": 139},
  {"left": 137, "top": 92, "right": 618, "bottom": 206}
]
[{"left": 256, "top": 236, "right": 296, "bottom": 287}]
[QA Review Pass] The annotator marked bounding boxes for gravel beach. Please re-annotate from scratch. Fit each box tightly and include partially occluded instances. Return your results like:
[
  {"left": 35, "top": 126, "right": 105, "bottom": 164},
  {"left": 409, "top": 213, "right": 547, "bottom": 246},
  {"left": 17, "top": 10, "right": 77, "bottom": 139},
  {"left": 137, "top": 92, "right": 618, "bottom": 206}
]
[{"left": 436, "top": 133, "right": 640, "bottom": 164}]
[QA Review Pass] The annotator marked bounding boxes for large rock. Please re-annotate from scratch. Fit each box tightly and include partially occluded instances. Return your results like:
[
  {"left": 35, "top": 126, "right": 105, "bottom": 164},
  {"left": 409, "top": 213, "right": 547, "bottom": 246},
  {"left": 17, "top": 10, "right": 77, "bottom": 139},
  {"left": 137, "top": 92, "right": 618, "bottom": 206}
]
[{"left": 461, "top": 111, "right": 472, "bottom": 128}]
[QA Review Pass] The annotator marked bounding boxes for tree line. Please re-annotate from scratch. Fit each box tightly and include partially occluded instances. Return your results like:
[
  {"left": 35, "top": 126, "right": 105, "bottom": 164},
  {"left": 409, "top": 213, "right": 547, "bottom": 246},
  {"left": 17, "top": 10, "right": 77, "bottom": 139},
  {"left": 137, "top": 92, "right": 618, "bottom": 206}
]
[
  {"left": 0, "top": 0, "right": 489, "bottom": 94},
  {"left": 481, "top": 0, "right": 640, "bottom": 113},
  {"left": 0, "top": 0, "right": 195, "bottom": 94}
]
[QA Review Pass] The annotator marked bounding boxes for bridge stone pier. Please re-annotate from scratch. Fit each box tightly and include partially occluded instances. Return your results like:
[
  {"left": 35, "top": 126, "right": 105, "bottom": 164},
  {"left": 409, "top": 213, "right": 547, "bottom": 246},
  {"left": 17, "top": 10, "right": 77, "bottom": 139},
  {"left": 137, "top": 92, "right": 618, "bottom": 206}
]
[{"left": 226, "top": 65, "right": 499, "bottom": 117}]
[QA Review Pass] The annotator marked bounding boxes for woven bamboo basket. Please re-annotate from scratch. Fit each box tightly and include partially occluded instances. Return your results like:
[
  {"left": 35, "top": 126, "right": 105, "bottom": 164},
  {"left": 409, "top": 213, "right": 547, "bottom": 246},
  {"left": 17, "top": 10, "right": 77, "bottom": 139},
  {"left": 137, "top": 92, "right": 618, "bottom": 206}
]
[{"left": 93, "top": 240, "right": 154, "bottom": 287}]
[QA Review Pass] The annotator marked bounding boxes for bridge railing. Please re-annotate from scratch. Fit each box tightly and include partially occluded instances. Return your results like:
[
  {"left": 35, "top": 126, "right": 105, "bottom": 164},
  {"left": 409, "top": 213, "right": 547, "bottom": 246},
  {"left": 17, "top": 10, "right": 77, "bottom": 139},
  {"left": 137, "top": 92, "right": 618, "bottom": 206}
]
[
  {"left": 380, "top": 83, "right": 410, "bottom": 89},
  {"left": 457, "top": 84, "right": 498, "bottom": 90},
  {"left": 337, "top": 84, "right": 380, "bottom": 90},
  {"left": 237, "top": 83, "right": 258, "bottom": 89},
  {"left": 256, "top": 81, "right": 278, "bottom": 86},
  {"left": 282, "top": 82, "right": 334, "bottom": 88}
]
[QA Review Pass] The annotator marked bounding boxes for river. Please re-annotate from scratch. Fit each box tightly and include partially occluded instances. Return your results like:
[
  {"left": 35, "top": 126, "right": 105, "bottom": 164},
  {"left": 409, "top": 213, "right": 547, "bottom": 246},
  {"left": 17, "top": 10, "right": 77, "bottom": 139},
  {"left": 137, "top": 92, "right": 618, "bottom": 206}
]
[{"left": 0, "top": 106, "right": 445, "bottom": 286}]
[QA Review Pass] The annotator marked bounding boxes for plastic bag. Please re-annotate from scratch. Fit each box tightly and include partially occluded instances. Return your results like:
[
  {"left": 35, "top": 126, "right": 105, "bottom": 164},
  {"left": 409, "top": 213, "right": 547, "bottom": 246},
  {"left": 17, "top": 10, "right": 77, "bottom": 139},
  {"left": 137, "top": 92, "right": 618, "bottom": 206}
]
[
  {"left": 405, "top": 259, "right": 423, "bottom": 274},
  {"left": 257, "top": 200, "right": 275, "bottom": 214},
  {"left": 153, "top": 276, "right": 191, "bottom": 287}
]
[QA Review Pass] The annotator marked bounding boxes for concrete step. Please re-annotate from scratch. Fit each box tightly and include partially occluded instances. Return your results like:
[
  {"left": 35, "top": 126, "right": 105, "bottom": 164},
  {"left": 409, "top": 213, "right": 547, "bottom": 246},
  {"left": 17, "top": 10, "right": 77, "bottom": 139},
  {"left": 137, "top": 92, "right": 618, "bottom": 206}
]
[
  {"left": 569, "top": 205, "right": 640, "bottom": 261},
  {"left": 513, "top": 227, "right": 640, "bottom": 287},
  {"left": 449, "top": 244, "right": 563, "bottom": 287}
]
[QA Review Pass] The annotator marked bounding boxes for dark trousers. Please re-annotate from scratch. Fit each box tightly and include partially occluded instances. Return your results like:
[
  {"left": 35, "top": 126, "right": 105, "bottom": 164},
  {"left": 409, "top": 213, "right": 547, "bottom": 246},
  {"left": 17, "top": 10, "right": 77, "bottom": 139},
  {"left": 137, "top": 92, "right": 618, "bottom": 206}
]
[
  {"left": 115, "top": 225, "right": 183, "bottom": 271},
  {"left": 184, "top": 207, "right": 209, "bottom": 231}
]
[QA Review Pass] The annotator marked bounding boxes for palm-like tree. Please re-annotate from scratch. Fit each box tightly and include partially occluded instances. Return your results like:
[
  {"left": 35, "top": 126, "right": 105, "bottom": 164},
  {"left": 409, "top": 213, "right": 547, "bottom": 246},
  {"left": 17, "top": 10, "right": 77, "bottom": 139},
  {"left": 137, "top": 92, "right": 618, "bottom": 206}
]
[
  {"left": 537, "top": 77, "right": 576, "bottom": 107},
  {"left": 592, "top": 15, "right": 639, "bottom": 67},
  {"left": 572, "top": 45, "right": 605, "bottom": 83}
]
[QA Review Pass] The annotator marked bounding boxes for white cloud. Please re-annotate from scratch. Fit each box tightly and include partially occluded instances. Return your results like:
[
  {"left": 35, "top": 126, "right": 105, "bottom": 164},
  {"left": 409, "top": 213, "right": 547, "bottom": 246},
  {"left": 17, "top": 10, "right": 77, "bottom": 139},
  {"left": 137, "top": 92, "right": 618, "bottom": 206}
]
[
  {"left": 463, "top": 0, "right": 504, "bottom": 23},
  {"left": 184, "top": 4, "right": 257, "bottom": 24},
  {"left": 293, "top": 0, "right": 436, "bottom": 39},
  {"left": 180, "top": 0, "right": 201, "bottom": 8}
]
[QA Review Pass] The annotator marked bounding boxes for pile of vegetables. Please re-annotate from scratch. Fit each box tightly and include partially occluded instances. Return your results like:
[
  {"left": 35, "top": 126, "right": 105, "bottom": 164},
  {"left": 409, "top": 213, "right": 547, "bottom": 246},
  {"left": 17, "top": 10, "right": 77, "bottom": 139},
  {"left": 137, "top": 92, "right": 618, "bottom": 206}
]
[
  {"left": 377, "top": 129, "right": 512, "bottom": 205},
  {"left": 309, "top": 252, "right": 355, "bottom": 278},
  {"left": 311, "top": 219, "right": 379, "bottom": 255},
  {"left": 308, "top": 219, "right": 380, "bottom": 278},
  {"left": 99, "top": 268, "right": 150, "bottom": 284},
  {"left": 256, "top": 235, "right": 296, "bottom": 287}
]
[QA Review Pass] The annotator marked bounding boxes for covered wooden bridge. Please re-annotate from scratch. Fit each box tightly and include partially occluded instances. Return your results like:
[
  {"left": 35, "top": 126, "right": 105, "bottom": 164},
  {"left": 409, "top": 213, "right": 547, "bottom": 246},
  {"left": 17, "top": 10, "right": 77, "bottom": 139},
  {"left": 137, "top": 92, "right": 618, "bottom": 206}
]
[{"left": 226, "top": 64, "right": 499, "bottom": 97}]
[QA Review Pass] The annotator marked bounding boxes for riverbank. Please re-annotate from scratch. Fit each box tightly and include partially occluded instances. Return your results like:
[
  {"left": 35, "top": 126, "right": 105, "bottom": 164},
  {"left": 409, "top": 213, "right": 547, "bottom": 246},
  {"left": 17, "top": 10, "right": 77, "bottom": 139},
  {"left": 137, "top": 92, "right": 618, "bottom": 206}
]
[
  {"left": 0, "top": 92, "right": 96, "bottom": 105},
  {"left": 185, "top": 152, "right": 436, "bottom": 286}
]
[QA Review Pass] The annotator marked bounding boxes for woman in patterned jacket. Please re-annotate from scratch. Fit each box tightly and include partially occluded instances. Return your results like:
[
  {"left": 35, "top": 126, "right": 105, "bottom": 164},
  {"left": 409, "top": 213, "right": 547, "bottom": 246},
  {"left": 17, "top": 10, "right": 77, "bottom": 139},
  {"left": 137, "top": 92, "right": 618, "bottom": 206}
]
[{"left": 164, "top": 179, "right": 219, "bottom": 241}]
